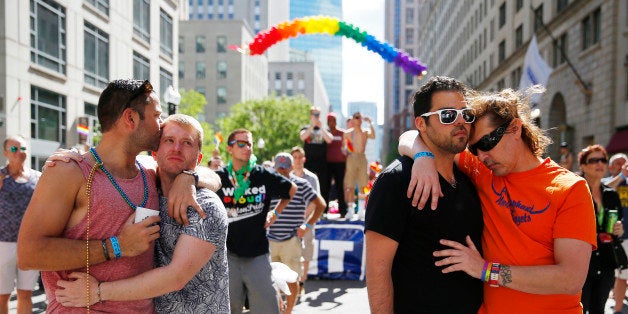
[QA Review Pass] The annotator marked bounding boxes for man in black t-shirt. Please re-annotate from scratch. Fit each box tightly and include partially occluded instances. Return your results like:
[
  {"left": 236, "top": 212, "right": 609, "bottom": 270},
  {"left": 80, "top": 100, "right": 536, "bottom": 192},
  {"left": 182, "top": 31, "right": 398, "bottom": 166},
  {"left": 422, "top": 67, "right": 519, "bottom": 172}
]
[
  {"left": 300, "top": 106, "right": 332, "bottom": 198},
  {"left": 365, "top": 77, "right": 483, "bottom": 313},
  {"left": 215, "top": 128, "right": 297, "bottom": 314}
]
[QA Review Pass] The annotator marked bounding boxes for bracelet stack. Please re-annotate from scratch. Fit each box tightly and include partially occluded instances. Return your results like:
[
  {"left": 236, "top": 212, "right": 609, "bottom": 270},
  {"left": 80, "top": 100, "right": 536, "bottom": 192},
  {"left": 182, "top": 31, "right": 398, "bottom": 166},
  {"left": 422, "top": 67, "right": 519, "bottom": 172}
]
[
  {"left": 481, "top": 261, "right": 500, "bottom": 287},
  {"left": 305, "top": 223, "right": 312, "bottom": 229}
]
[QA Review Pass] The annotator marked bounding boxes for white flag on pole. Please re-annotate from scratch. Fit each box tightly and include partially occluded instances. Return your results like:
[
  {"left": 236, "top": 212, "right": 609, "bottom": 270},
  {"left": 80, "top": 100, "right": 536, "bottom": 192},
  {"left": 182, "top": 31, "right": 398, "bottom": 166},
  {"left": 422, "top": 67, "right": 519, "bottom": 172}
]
[{"left": 519, "top": 35, "right": 553, "bottom": 103}]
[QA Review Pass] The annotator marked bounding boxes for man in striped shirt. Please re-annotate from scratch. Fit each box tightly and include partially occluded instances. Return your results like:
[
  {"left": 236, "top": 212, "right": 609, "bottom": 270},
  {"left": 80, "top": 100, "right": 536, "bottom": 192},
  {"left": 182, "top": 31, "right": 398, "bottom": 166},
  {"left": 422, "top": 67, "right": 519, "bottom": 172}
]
[{"left": 268, "top": 152, "right": 326, "bottom": 314}]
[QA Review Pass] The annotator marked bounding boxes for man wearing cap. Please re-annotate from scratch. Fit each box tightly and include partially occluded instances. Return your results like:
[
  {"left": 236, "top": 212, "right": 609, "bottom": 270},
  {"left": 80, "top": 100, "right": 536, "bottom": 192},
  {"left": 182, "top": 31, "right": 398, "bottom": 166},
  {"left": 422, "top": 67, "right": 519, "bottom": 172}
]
[
  {"left": 215, "top": 129, "right": 297, "bottom": 314},
  {"left": 325, "top": 112, "right": 348, "bottom": 216},
  {"left": 268, "top": 152, "right": 326, "bottom": 314},
  {"left": 559, "top": 142, "right": 574, "bottom": 171}
]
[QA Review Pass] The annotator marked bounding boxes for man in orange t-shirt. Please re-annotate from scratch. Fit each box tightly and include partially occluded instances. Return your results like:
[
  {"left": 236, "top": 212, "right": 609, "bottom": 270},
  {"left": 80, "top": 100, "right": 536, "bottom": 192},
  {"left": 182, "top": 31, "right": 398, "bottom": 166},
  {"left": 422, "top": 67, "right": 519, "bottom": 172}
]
[{"left": 399, "top": 87, "right": 597, "bottom": 313}]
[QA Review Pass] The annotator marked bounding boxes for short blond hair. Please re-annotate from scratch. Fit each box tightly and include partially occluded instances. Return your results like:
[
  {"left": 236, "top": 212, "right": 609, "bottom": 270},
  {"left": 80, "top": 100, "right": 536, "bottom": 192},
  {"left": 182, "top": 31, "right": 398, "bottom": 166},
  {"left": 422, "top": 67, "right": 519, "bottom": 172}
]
[{"left": 162, "top": 114, "right": 204, "bottom": 150}]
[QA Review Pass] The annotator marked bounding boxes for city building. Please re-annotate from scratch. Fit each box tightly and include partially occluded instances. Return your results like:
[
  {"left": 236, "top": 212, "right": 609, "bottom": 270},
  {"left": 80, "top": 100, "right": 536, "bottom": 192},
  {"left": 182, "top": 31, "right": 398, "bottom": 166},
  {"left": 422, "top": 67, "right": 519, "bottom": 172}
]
[
  {"left": 384, "top": 0, "right": 628, "bottom": 161},
  {"left": 348, "top": 101, "right": 382, "bottom": 163},
  {"left": 0, "top": 0, "right": 179, "bottom": 169},
  {"left": 178, "top": 19, "right": 268, "bottom": 124},
  {"left": 186, "top": 0, "right": 290, "bottom": 61},
  {"left": 268, "top": 61, "right": 330, "bottom": 113},
  {"left": 290, "top": 0, "right": 343, "bottom": 120}
]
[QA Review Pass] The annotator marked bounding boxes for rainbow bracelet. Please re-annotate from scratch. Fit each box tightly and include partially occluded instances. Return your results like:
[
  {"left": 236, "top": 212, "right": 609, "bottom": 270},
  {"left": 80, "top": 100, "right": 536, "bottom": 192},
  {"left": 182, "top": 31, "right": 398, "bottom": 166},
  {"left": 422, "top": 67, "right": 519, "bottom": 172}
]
[{"left": 481, "top": 261, "right": 490, "bottom": 282}]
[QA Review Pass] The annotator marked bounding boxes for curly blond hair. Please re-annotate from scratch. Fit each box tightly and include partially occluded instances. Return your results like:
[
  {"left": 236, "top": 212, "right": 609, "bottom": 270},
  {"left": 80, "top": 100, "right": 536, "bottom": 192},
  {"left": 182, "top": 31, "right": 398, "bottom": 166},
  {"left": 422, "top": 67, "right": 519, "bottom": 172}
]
[{"left": 468, "top": 86, "right": 552, "bottom": 157}]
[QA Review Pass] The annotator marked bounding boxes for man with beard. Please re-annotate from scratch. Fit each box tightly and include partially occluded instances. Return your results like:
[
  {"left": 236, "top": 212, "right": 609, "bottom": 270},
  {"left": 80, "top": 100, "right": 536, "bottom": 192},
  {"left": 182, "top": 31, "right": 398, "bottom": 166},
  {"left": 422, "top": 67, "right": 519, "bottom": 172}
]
[
  {"left": 365, "top": 76, "right": 483, "bottom": 313},
  {"left": 18, "top": 80, "right": 213, "bottom": 313}
]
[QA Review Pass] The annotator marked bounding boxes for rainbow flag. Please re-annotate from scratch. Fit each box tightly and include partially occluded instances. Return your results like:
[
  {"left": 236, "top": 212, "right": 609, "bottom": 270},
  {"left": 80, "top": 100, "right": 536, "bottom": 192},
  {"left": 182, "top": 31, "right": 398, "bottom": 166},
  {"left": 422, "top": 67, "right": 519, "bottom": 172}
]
[
  {"left": 77, "top": 124, "right": 89, "bottom": 136},
  {"left": 346, "top": 138, "right": 354, "bottom": 153},
  {"left": 214, "top": 132, "right": 223, "bottom": 145}
]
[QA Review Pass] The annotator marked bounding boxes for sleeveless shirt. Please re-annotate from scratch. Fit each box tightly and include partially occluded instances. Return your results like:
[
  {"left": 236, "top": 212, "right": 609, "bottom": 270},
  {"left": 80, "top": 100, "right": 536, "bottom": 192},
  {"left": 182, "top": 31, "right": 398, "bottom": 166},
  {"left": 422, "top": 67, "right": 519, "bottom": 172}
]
[
  {"left": 0, "top": 167, "right": 40, "bottom": 242},
  {"left": 42, "top": 156, "right": 158, "bottom": 313}
]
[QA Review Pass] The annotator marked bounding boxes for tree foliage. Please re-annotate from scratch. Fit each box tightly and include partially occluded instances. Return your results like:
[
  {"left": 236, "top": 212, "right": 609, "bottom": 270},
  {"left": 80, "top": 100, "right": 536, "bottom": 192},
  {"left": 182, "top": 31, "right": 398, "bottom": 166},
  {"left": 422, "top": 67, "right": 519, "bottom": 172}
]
[
  {"left": 176, "top": 89, "right": 216, "bottom": 165},
  {"left": 217, "top": 96, "right": 312, "bottom": 162}
]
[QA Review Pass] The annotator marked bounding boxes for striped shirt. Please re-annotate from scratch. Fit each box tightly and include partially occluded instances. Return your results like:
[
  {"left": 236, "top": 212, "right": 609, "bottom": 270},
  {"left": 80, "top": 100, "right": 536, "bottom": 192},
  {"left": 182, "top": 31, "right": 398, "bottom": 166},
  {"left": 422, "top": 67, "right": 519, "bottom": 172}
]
[{"left": 268, "top": 174, "right": 316, "bottom": 241}]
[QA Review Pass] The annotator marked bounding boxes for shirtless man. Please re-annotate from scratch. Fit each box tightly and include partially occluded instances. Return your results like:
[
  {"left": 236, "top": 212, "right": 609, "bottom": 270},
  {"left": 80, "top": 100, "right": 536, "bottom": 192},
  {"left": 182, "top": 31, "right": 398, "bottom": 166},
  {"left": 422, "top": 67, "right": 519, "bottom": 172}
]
[{"left": 343, "top": 112, "right": 375, "bottom": 217}]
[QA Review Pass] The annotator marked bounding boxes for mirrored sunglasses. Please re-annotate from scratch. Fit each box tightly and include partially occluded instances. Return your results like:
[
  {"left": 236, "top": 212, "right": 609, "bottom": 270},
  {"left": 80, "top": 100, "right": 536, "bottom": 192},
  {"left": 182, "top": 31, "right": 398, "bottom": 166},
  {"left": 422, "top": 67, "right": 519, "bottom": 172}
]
[
  {"left": 468, "top": 120, "right": 512, "bottom": 156},
  {"left": 585, "top": 157, "right": 607, "bottom": 165},
  {"left": 228, "top": 140, "right": 252, "bottom": 148},
  {"left": 421, "top": 108, "right": 475, "bottom": 124},
  {"left": 9, "top": 146, "right": 27, "bottom": 153}
]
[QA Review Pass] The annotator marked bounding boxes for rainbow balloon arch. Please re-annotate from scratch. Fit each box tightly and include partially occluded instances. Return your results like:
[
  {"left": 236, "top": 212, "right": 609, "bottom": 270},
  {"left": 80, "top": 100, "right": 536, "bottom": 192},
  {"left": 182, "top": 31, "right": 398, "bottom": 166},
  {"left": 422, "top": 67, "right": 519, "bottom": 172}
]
[{"left": 230, "top": 16, "right": 428, "bottom": 78}]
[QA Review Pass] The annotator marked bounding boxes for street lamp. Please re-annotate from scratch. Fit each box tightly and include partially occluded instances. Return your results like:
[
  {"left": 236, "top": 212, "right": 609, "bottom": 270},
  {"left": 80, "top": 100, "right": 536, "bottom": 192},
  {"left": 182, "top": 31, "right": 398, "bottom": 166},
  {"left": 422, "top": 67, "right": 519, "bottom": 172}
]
[
  {"left": 163, "top": 85, "right": 181, "bottom": 116},
  {"left": 257, "top": 138, "right": 265, "bottom": 161}
]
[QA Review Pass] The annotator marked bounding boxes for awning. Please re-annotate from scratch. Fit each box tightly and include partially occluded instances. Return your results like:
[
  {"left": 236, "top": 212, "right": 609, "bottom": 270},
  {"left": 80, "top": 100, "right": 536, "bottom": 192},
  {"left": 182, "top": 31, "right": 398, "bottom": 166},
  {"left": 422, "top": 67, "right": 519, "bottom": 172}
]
[{"left": 606, "top": 129, "right": 628, "bottom": 154}]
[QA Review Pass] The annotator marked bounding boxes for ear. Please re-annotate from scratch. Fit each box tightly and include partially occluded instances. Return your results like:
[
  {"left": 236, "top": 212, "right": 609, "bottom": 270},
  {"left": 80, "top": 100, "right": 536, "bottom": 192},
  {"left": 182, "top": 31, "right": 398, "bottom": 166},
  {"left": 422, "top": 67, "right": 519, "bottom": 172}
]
[
  {"left": 511, "top": 118, "right": 523, "bottom": 136},
  {"left": 122, "top": 108, "right": 138, "bottom": 130},
  {"left": 196, "top": 152, "right": 203, "bottom": 166},
  {"left": 415, "top": 116, "right": 427, "bottom": 133}
]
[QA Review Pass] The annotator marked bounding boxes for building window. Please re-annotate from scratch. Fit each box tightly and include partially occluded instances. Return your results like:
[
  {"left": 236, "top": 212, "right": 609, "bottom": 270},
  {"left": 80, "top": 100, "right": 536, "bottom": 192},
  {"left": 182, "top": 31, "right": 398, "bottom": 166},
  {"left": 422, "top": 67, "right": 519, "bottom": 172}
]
[
  {"left": 160, "top": 9, "right": 173, "bottom": 58},
  {"left": 511, "top": 67, "right": 521, "bottom": 89},
  {"left": 582, "top": 8, "right": 600, "bottom": 50},
  {"left": 275, "top": 72, "right": 281, "bottom": 80},
  {"left": 159, "top": 68, "right": 173, "bottom": 106},
  {"left": 297, "top": 72, "right": 305, "bottom": 91},
  {"left": 557, "top": 0, "right": 569, "bottom": 13},
  {"left": 498, "top": 2, "right": 506, "bottom": 28},
  {"left": 405, "top": 73, "right": 413, "bottom": 85},
  {"left": 217, "top": 61, "right": 227, "bottom": 79},
  {"left": 83, "top": 102, "right": 101, "bottom": 146},
  {"left": 133, "top": 51, "right": 150, "bottom": 80},
  {"left": 30, "top": 86, "right": 66, "bottom": 144},
  {"left": 515, "top": 25, "right": 523, "bottom": 49},
  {"left": 534, "top": 4, "right": 543, "bottom": 33},
  {"left": 515, "top": 0, "right": 523, "bottom": 12},
  {"left": 84, "top": 22, "right": 109, "bottom": 89},
  {"left": 178, "top": 61, "right": 184, "bottom": 79},
  {"left": 196, "top": 87, "right": 206, "bottom": 98},
  {"left": 553, "top": 33, "right": 567, "bottom": 67},
  {"left": 133, "top": 0, "right": 150, "bottom": 43},
  {"left": 85, "top": 0, "right": 109, "bottom": 15},
  {"left": 498, "top": 40, "right": 506, "bottom": 63},
  {"left": 179, "top": 36, "right": 184, "bottom": 54},
  {"left": 405, "top": 8, "right": 414, "bottom": 24},
  {"left": 217, "top": 35, "right": 227, "bottom": 53},
  {"left": 497, "top": 78, "right": 505, "bottom": 90},
  {"left": 405, "top": 28, "right": 414, "bottom": 44},
  {"left": 196, "top": 36, "right": 206, "bottom": 53},
  {"left": 30, "top": 0, "right": 66, "bottom": 74},
  {"left": 195, "top": 61, "right": 206, "bottom": 79},
  {"left": 217, "top": 87, "right": 227, "bottom": 104}
]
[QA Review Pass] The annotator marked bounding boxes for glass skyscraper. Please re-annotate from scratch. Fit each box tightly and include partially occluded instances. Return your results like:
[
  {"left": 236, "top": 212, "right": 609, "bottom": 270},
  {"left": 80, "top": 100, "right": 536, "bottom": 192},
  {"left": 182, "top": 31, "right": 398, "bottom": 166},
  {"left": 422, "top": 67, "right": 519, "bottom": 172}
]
[{"left": 290, "top": 0, "right": 342, "bottom": 115}]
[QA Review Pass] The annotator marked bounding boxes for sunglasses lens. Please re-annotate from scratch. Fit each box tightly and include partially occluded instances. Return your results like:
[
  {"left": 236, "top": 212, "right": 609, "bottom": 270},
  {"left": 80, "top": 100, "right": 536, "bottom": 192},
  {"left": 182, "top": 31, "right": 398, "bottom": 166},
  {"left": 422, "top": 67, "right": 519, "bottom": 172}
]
[
  {"left": 587, "top": 158, "right": 607, "bottom": 164},
  {"left": 237, "top": 142, "right": 246, "bottom": 148},
  {"left": 462, "top": 110, "right": 475, "bottom": 123},
  {"left": 439, "top": 110, "right": 457, "bottom": 124},
  {"left": 10, "top": 146, "right": 17, "bottom": 153}
]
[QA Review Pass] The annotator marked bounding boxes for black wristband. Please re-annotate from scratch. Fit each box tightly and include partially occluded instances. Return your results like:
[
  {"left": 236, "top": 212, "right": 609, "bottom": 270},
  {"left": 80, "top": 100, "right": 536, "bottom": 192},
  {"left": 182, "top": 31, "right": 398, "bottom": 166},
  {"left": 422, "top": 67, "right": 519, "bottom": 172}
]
[
  {"left": 101, "top": 239, "right": 111, "bottom": 261},
  {"left": 182, "top": 169, "right": 199, "bottom": 187}
]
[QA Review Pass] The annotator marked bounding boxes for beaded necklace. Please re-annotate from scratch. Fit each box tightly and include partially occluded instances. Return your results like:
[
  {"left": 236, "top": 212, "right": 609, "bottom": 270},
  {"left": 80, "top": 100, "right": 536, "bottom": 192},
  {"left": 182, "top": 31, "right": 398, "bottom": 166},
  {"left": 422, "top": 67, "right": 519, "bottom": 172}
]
[{"left": 89, "top": 147, "right": 148, "bottom": 210}]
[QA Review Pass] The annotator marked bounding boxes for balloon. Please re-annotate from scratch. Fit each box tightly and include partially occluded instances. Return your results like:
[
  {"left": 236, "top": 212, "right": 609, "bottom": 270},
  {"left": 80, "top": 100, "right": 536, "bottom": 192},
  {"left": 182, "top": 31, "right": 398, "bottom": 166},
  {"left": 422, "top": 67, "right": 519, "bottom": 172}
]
[{"left": 237, "top": 16, "right": 428, "bottom": 77}]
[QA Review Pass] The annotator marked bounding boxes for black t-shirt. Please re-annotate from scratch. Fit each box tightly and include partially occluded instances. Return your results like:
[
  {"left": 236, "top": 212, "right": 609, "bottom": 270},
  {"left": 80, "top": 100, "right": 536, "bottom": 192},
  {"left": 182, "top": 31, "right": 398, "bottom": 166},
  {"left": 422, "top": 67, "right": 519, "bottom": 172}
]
[
  {"left": 365, "top": 156, "right": 483, "bottom": 313},
  {"left": 301, "top": 125, "right": 327, "bottom": 164},
  {"left": 216, "top": 164, "right": 293, "bottom": 257}
]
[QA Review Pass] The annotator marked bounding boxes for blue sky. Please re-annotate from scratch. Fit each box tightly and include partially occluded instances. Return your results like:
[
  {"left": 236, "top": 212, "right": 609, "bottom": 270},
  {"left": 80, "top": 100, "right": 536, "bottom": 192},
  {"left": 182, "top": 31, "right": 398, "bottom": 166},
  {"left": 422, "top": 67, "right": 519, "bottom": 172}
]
[{"left": 342, "top": 0, "right": 385, "bottom": 124}]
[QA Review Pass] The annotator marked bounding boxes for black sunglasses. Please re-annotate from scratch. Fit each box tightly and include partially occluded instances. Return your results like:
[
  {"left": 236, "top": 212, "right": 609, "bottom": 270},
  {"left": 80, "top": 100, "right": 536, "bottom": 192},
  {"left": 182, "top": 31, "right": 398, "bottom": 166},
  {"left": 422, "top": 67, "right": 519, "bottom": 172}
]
[
  {"left": 421, "top": 108, "right": 475, "bottom": 124},
  {"left": 228, "top": 140, "right": 252, "bottom": 148},
  {"left": 585, "top": 157, "right": 608, "bottom": 165},
  {"left": 9, "top": 146, "right": 26, "bottom": 153},
  {"left": 126, "top": 80, "right": 153, "bottom": 108},
  {"left": 311, "top": 112, "right": 320, "bottom": 117},
  {"left": 468, "top": 120, "right": 512, "bottom": 156}
]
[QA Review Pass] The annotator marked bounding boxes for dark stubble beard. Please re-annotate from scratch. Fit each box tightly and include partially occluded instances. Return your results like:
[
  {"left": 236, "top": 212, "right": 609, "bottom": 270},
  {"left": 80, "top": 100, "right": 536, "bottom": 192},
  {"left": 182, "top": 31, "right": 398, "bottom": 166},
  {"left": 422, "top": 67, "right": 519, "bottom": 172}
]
[{"left": 424, "top": 125, "right": 468, "bottom": 155}]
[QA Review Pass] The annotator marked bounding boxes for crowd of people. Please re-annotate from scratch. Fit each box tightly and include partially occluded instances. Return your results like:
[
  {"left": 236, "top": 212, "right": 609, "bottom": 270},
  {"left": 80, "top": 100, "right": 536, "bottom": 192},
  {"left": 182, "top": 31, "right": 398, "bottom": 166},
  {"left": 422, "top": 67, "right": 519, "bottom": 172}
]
[
  {"left": 1, "top": 78, "right": 379, "bottom": 314},
  {"left": 3, "top": 76, "right": 628, "bottom": 313}
]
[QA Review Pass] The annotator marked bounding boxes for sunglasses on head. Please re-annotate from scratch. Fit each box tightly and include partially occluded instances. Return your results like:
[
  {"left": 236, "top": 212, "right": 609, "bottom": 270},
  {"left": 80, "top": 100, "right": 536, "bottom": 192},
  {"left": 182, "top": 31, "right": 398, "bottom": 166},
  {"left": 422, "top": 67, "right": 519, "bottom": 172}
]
[
  {"left": 126, "top": 80, "right": 153, "bottom": 108},
  {"left": 468, "top": 120, "right": 512, "bottom": 156},
  {"left": 421, "top": 108, "right": 475, "bottom": 125},
  {"left": 228, "top": 140, "right": 252, "bottom": 148},
  {"left": 585, "top": 157, "right": 607, "bottom": 165},
  {"left": 8, "top": 146, "right": 26, "bottom": 153}
]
